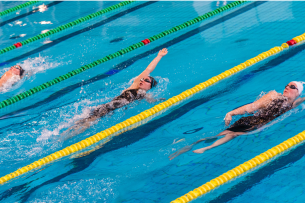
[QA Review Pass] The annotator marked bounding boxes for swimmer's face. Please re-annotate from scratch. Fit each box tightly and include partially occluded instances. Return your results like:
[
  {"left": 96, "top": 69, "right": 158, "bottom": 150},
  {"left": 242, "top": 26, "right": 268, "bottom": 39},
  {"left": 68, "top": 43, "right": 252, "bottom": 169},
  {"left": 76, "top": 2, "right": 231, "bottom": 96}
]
[
  {"left": 139, "top": 77, "right": 152, "bottom": 90},
  {"left": 283, "top": 82, "right": 299, "bottom": 100},
  {"left": 10, "top": 65, "right": 22, "bottom": 76}
]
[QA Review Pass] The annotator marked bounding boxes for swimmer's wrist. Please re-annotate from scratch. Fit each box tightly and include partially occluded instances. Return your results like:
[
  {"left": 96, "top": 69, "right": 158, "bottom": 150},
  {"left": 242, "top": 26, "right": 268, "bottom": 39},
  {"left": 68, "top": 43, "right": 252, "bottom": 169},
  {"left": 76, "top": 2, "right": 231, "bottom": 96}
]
[{"left": 227, "top": 111, "right": 234, "bottom": 116}]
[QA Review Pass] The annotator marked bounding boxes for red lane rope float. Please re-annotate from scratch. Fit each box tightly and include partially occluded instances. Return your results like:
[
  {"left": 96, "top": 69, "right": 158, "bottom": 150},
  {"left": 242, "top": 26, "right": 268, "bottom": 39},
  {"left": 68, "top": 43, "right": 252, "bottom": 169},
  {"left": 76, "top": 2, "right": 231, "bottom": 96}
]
[
  {"left": 286, "top": 39, "right": 297, "bottom": 46},
  {"left": 13, "top": 42, "right": 23, "bottom": 48},
  {"left": 141, "top": 38, "right": 151, "bottom": 45}
]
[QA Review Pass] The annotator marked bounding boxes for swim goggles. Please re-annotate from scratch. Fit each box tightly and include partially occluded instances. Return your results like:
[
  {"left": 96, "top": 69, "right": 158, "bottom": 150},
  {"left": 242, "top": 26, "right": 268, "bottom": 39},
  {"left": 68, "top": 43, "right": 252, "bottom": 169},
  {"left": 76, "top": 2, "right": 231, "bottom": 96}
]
[
  {"left": 141, "top": 77, "right": 152, "bottom": 84},
  {"left": 13, "top": 65, "right": 22, "bottom": 70},
  {"left": 285, "top": 84, "right": 298, "bottom": 90},
  {"left": 141, "top": 77, "right": 155, "bottom": 88}
]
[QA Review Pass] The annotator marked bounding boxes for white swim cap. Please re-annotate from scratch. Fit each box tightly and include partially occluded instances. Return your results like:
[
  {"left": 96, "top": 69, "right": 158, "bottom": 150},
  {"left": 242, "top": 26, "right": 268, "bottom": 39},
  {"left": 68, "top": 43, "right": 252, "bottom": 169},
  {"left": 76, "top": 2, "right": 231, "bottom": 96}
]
[{"left": 291, "top": 81, "right": 304, "bottom": 95}]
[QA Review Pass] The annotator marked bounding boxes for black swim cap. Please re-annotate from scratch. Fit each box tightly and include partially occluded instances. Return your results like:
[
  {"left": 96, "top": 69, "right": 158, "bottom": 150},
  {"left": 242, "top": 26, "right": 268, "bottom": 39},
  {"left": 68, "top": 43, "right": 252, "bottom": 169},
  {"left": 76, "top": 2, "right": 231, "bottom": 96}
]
[
  {"left": 149, "top": 76, "right": 157, "bottom": 88},
  {"left": 19, "top": 66, "right": 25, "bottom": 77}
]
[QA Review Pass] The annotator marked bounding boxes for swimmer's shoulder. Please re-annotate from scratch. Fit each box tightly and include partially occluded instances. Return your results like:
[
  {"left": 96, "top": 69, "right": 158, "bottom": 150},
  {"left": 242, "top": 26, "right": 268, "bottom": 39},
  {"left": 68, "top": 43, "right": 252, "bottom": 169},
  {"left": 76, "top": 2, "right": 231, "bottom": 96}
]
[
  {"left": 267, "top": 90, "right": 281, "bottom": 98},
  {"left": 256, "top": 91, "right": 279, "bottom": 105}
]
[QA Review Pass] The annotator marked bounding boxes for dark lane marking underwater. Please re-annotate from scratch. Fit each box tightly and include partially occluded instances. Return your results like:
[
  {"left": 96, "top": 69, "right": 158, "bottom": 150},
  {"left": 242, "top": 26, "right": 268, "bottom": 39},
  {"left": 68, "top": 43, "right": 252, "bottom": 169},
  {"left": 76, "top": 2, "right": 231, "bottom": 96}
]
[
  {"left": 0, "top": 1, "right": 266, "bottom": 119},
  {"left": 0, "top": 1, "right": 157, "bottom": 67},
  {"left": 110, "top": 37, "right": 124, "bottom": 43},
  {"left": 0, "top": 1, "right": 63, "bottom": 28}
]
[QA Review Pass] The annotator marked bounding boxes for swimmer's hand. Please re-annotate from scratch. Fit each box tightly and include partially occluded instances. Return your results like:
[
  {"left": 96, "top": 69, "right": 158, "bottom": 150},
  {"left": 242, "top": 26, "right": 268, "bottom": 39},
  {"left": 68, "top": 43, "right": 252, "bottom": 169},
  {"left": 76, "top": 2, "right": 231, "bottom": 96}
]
[
  {"left": 158, "top": 48, "right": 168, "bottom": 57},
  {"left": 224, "top": 112, "right": 232, "bottom": 126}
]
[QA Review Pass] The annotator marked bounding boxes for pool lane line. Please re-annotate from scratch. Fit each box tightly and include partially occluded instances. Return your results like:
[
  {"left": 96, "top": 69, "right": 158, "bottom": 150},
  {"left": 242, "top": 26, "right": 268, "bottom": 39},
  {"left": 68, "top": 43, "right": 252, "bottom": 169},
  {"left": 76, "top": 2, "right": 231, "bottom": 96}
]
[
  {"left": 0, "top": 1, "right": 265, "bottom": 119},
  {"left": 0, "top": 1, "right": 63, "bottom": 28},
  {"left": 0, "top": 1, "right": 136, "bottom": 55},
  {"left": 169, "top": 36, "right": 305, "bottom": 203},
  {"left": 0, "top": 23, "right": 302, "bottom": 188},
  {"left": 0, "top": 1, "right": 248, "bottom": 112},
  {"left": 0, "top": 1, "right": 158, "bottom": 67},
  {"left": 0, "top": 1, "right": 40, "bottom": 18}
]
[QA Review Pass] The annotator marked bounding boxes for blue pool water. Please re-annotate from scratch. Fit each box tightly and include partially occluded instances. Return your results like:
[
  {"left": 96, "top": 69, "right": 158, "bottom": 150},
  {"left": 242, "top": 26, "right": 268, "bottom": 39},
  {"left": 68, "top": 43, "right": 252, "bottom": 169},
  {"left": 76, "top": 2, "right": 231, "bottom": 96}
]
[{"left": 1, "top": 1, "right": 305, "bottom": 202}]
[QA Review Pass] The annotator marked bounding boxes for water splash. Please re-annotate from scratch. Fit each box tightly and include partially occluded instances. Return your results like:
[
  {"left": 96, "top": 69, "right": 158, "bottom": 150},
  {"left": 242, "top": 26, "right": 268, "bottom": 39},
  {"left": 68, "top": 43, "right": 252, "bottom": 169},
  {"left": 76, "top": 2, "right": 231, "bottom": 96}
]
[{"left": 20, "top": 55, "right": 62, "bottom": 81}]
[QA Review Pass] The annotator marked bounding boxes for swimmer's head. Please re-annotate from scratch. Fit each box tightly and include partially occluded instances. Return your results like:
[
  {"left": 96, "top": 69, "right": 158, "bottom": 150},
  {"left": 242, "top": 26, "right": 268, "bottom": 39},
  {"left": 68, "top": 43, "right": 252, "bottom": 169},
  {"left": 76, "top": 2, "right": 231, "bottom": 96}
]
[
  {"left": 10, "top": 65, "right": 25, "bottom": 77},
  {"left": 283, "top": 81, "right": 303, "bottom": 100},
  {"left": 139, "top": 76, "right": 157, "bottom": 90}
]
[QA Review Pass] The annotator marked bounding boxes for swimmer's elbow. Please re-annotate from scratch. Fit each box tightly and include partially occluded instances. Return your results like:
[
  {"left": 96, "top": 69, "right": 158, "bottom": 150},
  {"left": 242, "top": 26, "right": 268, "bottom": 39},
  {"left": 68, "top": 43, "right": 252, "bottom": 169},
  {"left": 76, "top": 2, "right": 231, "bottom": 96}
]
[{"left": 244, "top": 103, "right": 260, "bottom": 114}]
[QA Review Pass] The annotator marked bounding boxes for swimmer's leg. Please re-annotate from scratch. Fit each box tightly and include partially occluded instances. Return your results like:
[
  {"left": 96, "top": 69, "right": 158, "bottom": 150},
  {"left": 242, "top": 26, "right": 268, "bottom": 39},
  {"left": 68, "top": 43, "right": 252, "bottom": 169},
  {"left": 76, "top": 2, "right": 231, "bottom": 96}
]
[
  {"left": 61, "top": 103, "right": 114, "bottom": 140},
  {"left": 168, "top": 130, "right": 230, "bottom": 160},
  {"left": 193, "top": 131, "right": 245, "bottom": 154},
  {"left": 61, "top": 116, "right": 98, "bottom": 140}
]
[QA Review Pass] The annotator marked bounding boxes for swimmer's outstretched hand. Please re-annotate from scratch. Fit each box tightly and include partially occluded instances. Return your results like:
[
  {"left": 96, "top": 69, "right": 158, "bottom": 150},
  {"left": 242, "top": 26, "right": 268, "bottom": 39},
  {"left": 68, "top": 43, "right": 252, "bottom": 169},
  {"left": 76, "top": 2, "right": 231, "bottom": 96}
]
[
  {"left": 224, "top": 112, "right": 232, "bottom": 126},
  {"left": 158, "top": 48, "right": 168, "bottom": 57}
]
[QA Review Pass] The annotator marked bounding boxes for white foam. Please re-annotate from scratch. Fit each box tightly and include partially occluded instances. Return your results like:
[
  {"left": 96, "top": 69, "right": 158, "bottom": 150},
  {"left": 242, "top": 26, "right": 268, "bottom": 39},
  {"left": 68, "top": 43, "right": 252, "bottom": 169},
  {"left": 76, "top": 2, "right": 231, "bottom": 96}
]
[
  {"left": 36, "top": 99, "right": 95, "bottom": 142},
  {"left": 20, "top": 55, "right": 62, "bottom": 80},
  {"left": 39, "top": 21, "right": 52, "bottom": 25}
]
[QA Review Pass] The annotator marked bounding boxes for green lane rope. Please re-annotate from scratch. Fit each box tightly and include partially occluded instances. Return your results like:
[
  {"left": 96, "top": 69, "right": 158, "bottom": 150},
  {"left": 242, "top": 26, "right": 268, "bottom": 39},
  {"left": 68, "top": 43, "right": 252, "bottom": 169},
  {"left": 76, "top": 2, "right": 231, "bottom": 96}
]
[
  {"left": 0, "top": 1, "right": 40, "bottom": 17},
  {"left": 0, "top": 1, "right": 248, "bottom": 111},
  {"left": 0, "top": 1, "right": 136, "bottom": 54}
]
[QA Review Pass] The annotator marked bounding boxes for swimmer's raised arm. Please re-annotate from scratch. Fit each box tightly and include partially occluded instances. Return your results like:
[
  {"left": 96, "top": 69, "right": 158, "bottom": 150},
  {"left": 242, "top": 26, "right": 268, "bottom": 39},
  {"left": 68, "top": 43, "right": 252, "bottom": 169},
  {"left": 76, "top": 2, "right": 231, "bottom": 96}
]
[
  {"left": 128, "top": 48, "right": 168, "bottom": 89},
  {"left": 225, "top": 91, "right": 278, "bottom": 125}
]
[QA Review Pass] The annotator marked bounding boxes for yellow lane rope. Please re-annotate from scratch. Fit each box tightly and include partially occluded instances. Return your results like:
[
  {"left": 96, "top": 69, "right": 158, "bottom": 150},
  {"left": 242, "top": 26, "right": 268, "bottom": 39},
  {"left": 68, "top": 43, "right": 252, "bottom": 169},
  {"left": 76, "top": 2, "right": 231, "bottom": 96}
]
[{"left": 1, "top": 33, "right": 304, "bottom": 185}]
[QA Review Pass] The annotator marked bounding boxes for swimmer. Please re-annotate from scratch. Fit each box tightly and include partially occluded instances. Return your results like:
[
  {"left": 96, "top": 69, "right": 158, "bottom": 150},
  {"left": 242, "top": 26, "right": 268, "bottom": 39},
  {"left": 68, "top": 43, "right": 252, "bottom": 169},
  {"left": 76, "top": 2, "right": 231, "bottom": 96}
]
[
  {"left": 63, "top": 48, "right": 168, "bottom": 137},
  {"left": 169, "top": 81, "right": 305, "bottom": 160},
  {"left": 0, "top": 65, "right": 25, "bottom": 91}
]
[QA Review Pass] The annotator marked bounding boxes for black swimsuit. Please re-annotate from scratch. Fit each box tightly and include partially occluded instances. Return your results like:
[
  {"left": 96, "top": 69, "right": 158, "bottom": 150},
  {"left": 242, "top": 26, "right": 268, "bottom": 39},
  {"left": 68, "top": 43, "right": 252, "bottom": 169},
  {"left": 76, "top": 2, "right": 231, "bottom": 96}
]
[
  {"left": 227, "top": 95, "right": 293, "bottom": 132},
  {"left": 89, "top": 89, "right": 146, "bottom": 118}
]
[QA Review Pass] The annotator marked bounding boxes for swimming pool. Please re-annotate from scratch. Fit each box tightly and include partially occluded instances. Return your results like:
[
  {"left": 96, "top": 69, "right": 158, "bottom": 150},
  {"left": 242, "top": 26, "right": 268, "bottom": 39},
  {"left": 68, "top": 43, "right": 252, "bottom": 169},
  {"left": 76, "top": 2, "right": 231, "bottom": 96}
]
[{"left": 1, "top": 1, "right": 305, "bottom": 202}]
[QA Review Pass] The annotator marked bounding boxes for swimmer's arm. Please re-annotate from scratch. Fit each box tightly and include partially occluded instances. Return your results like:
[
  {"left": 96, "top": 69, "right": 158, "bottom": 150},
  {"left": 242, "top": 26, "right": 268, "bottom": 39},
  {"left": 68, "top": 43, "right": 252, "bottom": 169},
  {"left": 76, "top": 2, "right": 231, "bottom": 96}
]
[
  {"left": 0, "top": 72, "right": 9, "bottom": 87},
  {"left": 128, "top": 48, "right": 168, "bottom": 89},
  {"left": 225, "top": 91, "right": 277, "bottom": 125},
  {"left": 292, "top": 97, "right": 305, "bottom": 108}
]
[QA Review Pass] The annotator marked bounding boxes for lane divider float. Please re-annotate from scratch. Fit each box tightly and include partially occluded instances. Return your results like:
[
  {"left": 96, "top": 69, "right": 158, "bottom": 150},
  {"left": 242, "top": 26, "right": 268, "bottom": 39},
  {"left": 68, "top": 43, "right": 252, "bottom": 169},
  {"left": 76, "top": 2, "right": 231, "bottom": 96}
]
[
  {"left": 0, "top": 1, "right": 136, "bottom": 55},
  {"left": 170, "top": 33, "right": 305, "bottom": 203},
  {"left": 1, "top": 25, "right": 304, "bottom": 187},
  {"left": 0, "top": 1, "right": 40, "bottom": 17},
  {"left": 0, "top": 1, "right": 248, "bottom": 111}
]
